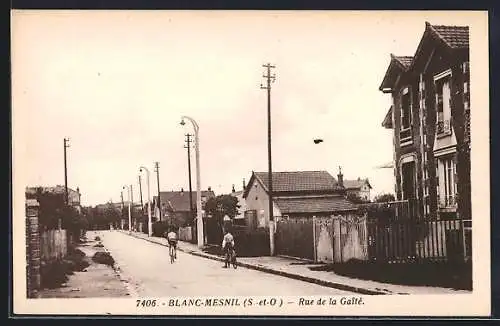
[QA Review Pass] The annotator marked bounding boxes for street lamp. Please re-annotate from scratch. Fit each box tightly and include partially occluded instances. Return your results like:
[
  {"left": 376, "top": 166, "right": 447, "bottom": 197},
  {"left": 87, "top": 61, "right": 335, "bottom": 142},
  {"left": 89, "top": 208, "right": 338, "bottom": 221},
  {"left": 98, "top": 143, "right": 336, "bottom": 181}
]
[
  {"left": 123, "top": 185, "right": 132, "bottom": 234},
  {"left": 139, "top": 166, "right": 152, "bottom": 237},
  {"left": 180, "top": 116, "right": 203, "bottom": 248}
]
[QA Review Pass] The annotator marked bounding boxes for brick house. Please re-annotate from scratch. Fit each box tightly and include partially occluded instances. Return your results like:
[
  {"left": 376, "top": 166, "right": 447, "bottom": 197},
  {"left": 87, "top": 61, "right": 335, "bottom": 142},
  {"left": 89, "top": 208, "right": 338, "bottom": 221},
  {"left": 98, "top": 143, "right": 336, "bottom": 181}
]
[
  {"left": 243, "top": 170, "right": 357, "bottom": 227},
  {"left": 379, "top": 22, "right": 471, "bottom": 220}
]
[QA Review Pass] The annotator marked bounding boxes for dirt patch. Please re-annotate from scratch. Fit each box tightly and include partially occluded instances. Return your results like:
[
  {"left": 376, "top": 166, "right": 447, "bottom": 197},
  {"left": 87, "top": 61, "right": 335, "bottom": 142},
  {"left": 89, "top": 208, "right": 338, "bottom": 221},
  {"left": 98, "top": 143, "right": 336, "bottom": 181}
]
[{"left": 309, "top": 259, "right": 472, "bottom": 290}]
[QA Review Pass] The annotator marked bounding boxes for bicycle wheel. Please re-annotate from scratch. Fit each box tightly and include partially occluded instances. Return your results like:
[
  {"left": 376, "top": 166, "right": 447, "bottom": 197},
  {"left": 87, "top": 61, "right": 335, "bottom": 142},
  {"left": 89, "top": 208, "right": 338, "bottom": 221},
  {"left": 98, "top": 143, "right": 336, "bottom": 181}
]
[
  {"left": 232, "top": 251, "right": 237, "bottom": 269},
  {"left": 170, "top": 247, "right": 175, "bottom": 264}
]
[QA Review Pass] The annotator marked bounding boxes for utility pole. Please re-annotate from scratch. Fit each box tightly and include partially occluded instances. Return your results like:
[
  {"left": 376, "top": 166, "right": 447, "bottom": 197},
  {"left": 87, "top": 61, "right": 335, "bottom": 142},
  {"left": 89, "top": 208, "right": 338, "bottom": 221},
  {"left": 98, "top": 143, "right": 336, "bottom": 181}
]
[
  {"left": 63, "top": 138, "right": 70, "bottom": 206},
  {"left": 130, "top": 184, "right": 134, "bottom": 230},
  {"left": 154, "top": 162, "right": 161, "bottom": 221},
  {"left": 260, "top": 63, "right": 276, "bottom": 256},
  {"left": 185, "top": 133, "right": 194, "bottom": 225},
  {"left": 138, "top": 175, "right": 144, "bottom": 214}
]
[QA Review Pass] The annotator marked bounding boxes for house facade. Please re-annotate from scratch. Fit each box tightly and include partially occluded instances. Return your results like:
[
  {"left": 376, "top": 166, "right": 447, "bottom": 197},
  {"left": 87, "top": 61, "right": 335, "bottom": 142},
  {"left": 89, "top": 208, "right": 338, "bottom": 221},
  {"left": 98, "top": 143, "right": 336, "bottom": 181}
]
[
  {"left": 243, "top": 170, "right": 357, "bottom": 228},
  {"left": 344, "top": 178, "right": 372, "bottom": 201},
  {"left": 153, "top": 188, "right": 216, "bottom": 226},
  {"left": 379, "top": 22, "right": 471, "bottom": 221}
]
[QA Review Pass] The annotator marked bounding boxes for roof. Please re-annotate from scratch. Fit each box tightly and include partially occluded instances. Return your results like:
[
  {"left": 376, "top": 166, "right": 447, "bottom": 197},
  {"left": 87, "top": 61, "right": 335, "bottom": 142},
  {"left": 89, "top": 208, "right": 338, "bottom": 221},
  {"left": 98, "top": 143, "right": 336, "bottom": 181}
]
[
  {"left": 26, "top": 185, "right": 80, "bottom": 195},
  {"left": 382, "top": 105, "right": 393, "bottom": 129},
  {"left": 343, "top": 179, "right": 372, "bottom": 190},
  {"left": 154, "top": 190, "right": 216, "bottom": 212},
  {"left": 275, "top": 195, "right": 358, "bottom": 214},
  {"left": 379, "top": 22, "right": 469, "bottom": 92},
  {"left": 249, "top": 171, "right": 340, "bottom": 196},
  {"left": 429, "top": 23, "right": 469, "bottom": 49},
  {"left": 393, "top": 55, "right": 413, "bottom": 69}
]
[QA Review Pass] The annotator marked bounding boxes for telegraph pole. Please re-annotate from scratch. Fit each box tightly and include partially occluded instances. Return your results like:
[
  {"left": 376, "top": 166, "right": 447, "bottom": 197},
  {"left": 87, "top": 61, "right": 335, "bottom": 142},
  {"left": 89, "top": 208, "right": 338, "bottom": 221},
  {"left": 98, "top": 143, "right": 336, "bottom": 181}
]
[
  {"left": 154, "top": 162, "right": 161, "bottom": 221},
  {"left": 63, "top": 138, "right": 70, "bottom": 205},
  {"left": 260, "top": 63, "right": 276, "bottom": 256},
  {"left": 185, "top": 133, "right": 194, "bottom": 225},
  {"left": 130, "top": 184, "right": 134, "bottom": 229}
]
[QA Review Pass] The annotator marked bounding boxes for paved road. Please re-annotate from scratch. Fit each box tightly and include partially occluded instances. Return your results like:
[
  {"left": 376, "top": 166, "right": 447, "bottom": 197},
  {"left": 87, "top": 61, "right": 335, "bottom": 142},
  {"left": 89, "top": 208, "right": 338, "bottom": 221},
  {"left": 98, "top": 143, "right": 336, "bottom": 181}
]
[{"left": 97, "top": 230, "right": 355, "bottom": 297}]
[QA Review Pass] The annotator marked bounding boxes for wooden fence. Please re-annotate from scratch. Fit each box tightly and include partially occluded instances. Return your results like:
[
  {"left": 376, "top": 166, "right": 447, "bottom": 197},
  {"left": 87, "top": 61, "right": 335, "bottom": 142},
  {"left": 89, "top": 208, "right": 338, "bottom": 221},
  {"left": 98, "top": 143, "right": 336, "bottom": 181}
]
[
  {"left": 40, "top": 229, "right": 68, "bottom": 260},
  {"left": 275, "top": 217, "right": 314, "bottom": 260},
  {"left": 178, "top": 226, "right": 193, "bottom": 242}
]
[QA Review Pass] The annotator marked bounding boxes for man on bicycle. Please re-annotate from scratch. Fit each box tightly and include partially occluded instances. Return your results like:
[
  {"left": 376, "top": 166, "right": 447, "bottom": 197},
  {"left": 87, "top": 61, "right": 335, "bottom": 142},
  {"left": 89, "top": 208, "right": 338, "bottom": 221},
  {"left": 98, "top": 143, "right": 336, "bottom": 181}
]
[
  {"left": 221, "top": 229, "right": 235, "bottom": 268},
  {"left": 166, "top": 227, "right": 178, "bottom": 260}
]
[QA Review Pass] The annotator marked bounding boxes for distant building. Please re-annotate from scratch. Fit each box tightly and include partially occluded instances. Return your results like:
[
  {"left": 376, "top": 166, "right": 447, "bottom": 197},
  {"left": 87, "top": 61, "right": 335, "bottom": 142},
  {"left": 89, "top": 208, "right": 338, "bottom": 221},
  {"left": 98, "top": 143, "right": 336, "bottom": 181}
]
[
  {"left": 343, "top": 178, "right": 372, "bottom": 201},
  {"left": 152, "top": 188, "right": 216, "bottom": 226},
  {"left": 26, "top": 185, "right": 82, "bottom": 213}
]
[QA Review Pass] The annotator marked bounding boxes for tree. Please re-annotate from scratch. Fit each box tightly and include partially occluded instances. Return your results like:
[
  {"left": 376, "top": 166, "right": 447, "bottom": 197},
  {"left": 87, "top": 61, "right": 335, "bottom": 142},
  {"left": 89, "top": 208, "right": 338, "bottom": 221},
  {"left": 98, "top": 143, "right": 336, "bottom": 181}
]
[
  {"left": 346, "top": 192, "right": 370, "bottom": 204},
  {"left": 373, "top": 193, "right": 396, "bottom": 203},
  {"left": 205, "top": 195, "right": 240, "bottom": 242}
]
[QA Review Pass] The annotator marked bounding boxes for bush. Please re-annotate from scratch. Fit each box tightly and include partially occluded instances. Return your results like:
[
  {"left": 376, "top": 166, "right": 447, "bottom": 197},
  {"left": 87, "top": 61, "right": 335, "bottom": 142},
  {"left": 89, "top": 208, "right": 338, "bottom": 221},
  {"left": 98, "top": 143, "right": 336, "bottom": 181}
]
[
  {"left": 40, "top": 259, "right": 69, "bottom": 289},
  {"left": 92, "top": 252, "right": 115, "bottom": 266},
  {"left": 95, "top": 236, "right": 101, "bottom": 241}
]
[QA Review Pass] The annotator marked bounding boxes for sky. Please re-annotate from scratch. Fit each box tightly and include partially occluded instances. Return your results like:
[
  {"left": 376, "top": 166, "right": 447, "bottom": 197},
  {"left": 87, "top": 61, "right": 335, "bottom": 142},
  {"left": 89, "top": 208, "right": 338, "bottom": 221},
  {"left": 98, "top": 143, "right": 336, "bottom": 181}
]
[{"left": 12, "top": 10, "right": 482, "bottom": 206}]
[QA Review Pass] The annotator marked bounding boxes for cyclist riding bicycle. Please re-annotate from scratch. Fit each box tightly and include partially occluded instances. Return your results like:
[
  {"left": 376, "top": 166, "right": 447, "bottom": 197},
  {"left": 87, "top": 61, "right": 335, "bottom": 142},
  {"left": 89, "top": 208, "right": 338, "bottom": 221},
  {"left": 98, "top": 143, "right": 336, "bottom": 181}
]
[
  {"left": 166, "top": 227, "right": 178, "bottom": 260},
  {"left": 221, "top": 229, "right": 235, "bottom": 268}
]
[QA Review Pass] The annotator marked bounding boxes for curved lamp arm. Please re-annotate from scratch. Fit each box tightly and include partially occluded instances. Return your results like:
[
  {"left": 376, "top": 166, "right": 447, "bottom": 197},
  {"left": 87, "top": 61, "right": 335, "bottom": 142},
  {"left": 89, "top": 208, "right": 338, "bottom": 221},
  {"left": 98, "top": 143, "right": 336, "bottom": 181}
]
[
  {"left": 180, "top": 115, "right": 199, "bottom": 132},
  {"left": 139, "top": 166, "right": 150, "bottom": 176}
]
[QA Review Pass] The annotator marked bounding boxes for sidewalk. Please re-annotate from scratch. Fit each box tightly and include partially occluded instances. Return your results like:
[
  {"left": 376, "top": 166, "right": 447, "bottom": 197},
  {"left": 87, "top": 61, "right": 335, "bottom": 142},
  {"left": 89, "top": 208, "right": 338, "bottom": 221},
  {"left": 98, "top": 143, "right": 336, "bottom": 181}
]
[{"left": 120, "top": 230, "right": 470, "bottom": 295}]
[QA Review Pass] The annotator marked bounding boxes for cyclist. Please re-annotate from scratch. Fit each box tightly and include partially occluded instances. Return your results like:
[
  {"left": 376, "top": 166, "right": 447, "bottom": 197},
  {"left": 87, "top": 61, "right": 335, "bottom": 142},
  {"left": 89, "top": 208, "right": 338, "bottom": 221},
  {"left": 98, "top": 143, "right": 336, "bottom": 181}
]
[
  {"left": 166, "top": 227, "right": 178, "bottom": 260},
  {"left": 221, "top": 228, "right": 235, "bottom": 268}
]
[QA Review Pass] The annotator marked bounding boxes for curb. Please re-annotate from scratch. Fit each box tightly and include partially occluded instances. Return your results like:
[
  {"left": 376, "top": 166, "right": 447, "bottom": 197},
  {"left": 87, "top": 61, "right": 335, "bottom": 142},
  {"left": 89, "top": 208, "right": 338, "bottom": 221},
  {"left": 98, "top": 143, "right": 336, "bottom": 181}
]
[{"left": 121, "top": 231, "right": 387, "bottom": 295}]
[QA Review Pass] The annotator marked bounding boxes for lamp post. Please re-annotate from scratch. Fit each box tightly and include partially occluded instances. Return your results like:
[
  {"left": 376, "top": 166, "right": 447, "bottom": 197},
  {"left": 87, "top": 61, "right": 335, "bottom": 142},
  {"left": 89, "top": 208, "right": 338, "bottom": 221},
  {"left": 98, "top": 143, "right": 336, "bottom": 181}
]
[
  {"left": 180, "top": 116, "right": 203, "bottom": 248},
  {"left": 123, "top": 185, "right": 132, "bottom": 234},
  {"left": 139, "top": 166, "right": 152, "bottom": 237}
]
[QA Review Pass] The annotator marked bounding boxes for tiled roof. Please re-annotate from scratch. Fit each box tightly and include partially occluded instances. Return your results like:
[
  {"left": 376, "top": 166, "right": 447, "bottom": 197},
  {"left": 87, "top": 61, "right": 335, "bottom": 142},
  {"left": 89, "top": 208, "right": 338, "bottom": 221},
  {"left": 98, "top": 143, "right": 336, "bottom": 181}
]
[
  {"left": 393, "top": 55, "right": 413, "bottom": 70},
  {"left": 430, "top": 23, "right": 469, "bottom": 49},
  {"left": 343, "top": 179, "right": 371, "bottom": 190},
  {"left": 275, "top": 195, "right": 357, "bottom": 214},
  {"left": 154, "top": 190, "right": 215, "bottom": 212},
  {"left": 254, "top": 171, "right": 339, "bottom": 193}
]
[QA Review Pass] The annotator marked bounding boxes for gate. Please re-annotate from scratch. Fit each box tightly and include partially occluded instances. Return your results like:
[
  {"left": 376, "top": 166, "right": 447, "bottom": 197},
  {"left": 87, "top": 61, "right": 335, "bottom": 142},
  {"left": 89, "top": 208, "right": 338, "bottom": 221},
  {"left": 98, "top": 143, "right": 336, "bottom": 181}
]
[{"left": 313, "top": 216, "right": 335, "bottom": 263}]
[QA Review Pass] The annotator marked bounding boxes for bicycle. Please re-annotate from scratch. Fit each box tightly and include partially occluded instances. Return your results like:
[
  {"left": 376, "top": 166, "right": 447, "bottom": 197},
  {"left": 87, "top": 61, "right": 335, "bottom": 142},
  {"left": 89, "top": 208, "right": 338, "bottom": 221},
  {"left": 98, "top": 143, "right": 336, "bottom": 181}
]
[
  {"left": 225, "top": 247, "right": 237, "bottom": 269},
  {"left": 169, "top": 242, "right": 177, "bottom": 264}
]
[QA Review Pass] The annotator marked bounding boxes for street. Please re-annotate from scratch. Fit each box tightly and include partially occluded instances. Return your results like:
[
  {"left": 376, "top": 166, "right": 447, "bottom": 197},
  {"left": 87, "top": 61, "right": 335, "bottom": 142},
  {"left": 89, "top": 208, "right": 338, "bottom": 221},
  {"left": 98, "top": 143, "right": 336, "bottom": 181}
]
[{"left": 98, "top": 230, "right": 355, "bottom": 297}]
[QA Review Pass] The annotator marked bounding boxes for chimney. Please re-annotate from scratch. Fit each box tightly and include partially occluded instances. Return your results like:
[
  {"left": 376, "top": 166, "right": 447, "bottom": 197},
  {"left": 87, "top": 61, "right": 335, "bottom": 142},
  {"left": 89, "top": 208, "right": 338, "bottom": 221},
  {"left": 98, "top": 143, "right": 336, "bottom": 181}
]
[
  {"left": 181, "top": 188, "right": 184, "bottom": 194},
  {"left": 337, "top": 166, "right": 344, "bottom": 187},
  {"left": 242, "top": 178, "right": 246, "bottom": 191},
  {"left": 232, "top": 184, "right": 235, "bottom": 193},
  {"left": 208, "top": 186, "right": 212, "bottom": 192}
]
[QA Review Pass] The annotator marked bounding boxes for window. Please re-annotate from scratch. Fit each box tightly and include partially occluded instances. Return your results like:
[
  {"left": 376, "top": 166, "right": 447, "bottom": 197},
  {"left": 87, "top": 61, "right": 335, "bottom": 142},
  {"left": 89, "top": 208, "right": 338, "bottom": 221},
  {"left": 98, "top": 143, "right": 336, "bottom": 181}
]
[
  {"left": 435, "top": 71, "right": 452, "bottom": 135},
  {"left": 401, "top": 89, "right": 411, "bottom": 130},
  {"left": 438, "top": 156, "right": 456, "bottom": 208}
]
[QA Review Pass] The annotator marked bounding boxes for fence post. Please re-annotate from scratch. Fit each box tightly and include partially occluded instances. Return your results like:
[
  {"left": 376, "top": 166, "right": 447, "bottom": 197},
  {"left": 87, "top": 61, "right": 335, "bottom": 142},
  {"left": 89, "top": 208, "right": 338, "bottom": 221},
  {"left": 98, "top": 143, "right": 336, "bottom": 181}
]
[
  {"left": 26, "top": 199, "right": 41, "bottom": 298},
  {"left": 312, "top": 216, "right": 317, "bottom": 262}
]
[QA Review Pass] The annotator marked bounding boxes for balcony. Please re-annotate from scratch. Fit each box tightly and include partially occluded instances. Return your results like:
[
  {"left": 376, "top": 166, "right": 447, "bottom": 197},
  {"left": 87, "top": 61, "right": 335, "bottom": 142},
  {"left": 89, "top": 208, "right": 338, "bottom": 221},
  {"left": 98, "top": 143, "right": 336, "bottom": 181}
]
[
  {"left": 438, "top": 195, "right": 457, "bottom": 211},
  {"left": 437, "top": 116, "right": 452, "bottom": 137}
]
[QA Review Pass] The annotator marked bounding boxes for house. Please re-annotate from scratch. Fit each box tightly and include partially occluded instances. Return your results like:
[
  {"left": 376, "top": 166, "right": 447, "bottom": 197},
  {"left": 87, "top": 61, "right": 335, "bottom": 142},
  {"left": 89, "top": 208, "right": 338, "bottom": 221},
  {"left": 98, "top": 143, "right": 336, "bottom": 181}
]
[
  {"left": 379, "top": 22, "right": 471, "bottom": 221},
  {"left": 152, "top": 188, "right": 216, "bottom": 226},
  {"left": 343, "top": 178, "right": 372, "bottom": 201},
  {"left": 230, "top": 180, "right": 248, "bottom": 221},
  {"left": 243, "top": 170, "right": 357, "bottom": 228},
  {"left": 26, "top": 185, "right": 82, "bottom": 213}
]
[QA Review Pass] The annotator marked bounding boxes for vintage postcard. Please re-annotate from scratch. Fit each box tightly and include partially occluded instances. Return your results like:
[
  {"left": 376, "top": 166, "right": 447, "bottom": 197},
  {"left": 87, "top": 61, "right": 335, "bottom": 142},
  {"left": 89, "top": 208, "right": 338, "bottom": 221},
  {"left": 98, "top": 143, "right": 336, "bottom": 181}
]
[{"left": 11, "top": 10, "right": 490, "bottom": 316}]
